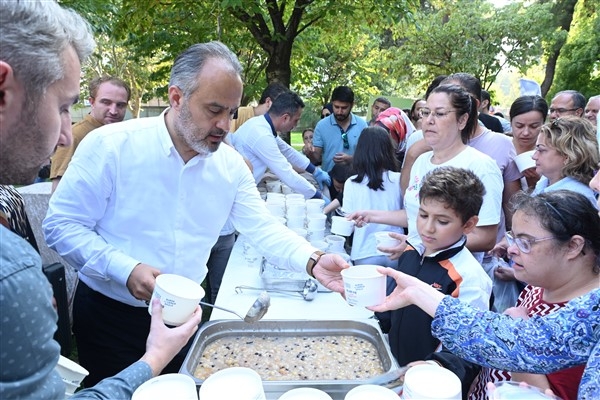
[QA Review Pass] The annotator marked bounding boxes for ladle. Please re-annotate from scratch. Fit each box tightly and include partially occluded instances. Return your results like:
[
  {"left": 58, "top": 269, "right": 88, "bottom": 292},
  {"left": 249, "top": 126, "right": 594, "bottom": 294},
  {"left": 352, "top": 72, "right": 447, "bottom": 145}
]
[
  {"left": 235, "top": 279, "right": 318, "bottom": 301},
  {"left": 199, "top": 291, "right": 270, "bottom": 323}
]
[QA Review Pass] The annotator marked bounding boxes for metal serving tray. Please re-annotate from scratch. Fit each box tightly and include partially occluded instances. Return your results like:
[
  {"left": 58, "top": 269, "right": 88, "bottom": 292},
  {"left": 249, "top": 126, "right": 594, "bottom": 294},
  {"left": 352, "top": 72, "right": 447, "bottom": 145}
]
[{"left": 180, "top": 319, "right": 398, "bottom": 400}]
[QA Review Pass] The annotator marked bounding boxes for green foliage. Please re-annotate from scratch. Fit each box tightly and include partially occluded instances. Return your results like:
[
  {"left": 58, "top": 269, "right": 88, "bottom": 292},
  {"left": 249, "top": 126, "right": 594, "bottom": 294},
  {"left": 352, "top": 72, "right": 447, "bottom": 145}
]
[
  {"left": 549, "top": 0, "right": 599, "bottom": 98},
  {"left": 388, "top": 0, "right": 554, "bottom": 92}
]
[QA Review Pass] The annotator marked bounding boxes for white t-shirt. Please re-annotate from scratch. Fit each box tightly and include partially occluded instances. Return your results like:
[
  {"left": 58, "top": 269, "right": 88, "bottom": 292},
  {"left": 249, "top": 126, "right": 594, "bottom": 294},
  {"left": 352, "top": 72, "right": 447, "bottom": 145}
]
[
  {"left": 343, "top": 171, "right": 404, "bottom": 261},
  {"left": 405, "top": 146, "right": 503, "bottom": 237}
]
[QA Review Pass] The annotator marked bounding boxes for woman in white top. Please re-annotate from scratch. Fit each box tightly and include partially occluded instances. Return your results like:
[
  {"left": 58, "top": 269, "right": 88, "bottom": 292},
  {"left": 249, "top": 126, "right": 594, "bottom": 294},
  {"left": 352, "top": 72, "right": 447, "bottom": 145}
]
[
  {"left": 350, "top": 85, "right": 503, "bottom": 262},
  {"left": 343, "top": 126, "right": 403, "bottom": 268}
]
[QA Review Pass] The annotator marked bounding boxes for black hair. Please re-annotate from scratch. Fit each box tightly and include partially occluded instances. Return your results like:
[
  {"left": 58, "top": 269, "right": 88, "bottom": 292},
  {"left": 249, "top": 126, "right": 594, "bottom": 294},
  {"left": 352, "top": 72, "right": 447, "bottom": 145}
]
[
  {"left": 509, "top": 95, "right": 548, "bottom": 120},
  {"left": 331, "top": 86, "right": 354, "bottom": 103},
  {"left": 268, "top": 91, "right": 304, "bottom": 117},
  {"left": 258, "top": 82, "right": 289, "bottom": 105},
  {"left": 351, "top": 126, "right": 399, "bottom": 190}
]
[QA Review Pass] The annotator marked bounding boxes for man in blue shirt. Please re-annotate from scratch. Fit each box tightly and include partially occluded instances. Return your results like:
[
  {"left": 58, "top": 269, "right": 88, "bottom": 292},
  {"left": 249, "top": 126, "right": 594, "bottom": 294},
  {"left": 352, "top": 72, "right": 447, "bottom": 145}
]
[{"left": 313, "top": 86, "right": 368, "bottom": 173}]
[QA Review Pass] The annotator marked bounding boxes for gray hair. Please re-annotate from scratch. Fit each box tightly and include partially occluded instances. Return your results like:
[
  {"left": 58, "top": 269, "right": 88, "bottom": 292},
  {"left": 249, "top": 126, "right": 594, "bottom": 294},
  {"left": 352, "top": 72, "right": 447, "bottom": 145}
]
[
  {"left": 0, "top": 1, "right": 95, "bottom": 100},
  {"left": 169, "top": 41, "right": 243, "bottom": 99},
  {"left": 554, "top": 90, "right": 586, "bottom": 110}
]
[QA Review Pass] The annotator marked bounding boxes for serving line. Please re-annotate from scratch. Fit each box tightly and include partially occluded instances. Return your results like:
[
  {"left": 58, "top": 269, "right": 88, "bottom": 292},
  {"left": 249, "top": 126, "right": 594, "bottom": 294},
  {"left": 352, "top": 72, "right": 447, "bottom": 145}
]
[{"left": 210, "top": 235, "right": 373, "bottom": 322}]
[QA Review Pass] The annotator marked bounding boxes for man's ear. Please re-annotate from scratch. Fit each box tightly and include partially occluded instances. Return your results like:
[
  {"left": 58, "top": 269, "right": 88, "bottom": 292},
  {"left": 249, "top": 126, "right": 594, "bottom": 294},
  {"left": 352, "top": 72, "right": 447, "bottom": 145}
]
[
  {"left": 168, "top": 85, "right": 184, "bottom": 109},
  {"left": 0, "top": 61, "right": 23, "bottom": 125},
  {"left": 462, "top": 215, "right": 479, "bottom": 235}
]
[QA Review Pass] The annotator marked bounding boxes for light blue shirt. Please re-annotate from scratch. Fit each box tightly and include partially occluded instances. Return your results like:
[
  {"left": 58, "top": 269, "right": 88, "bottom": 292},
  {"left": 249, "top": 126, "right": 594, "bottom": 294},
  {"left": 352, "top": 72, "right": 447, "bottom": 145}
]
[
  {"left": 313, "top": 113, "right": 368, "bottom": 172},
  {"left": 0, "top": 226, "right": 153, "bottom": 399},
  {"left": 533, "top": 176, "right": 598, "bottom": 209}
]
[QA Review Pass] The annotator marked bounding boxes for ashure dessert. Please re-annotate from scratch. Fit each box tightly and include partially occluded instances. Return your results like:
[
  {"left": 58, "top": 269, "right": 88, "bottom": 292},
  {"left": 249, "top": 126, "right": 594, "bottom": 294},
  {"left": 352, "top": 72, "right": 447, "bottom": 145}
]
[{"left": 194, "top": 335, "right": 384, "bottom": 381}]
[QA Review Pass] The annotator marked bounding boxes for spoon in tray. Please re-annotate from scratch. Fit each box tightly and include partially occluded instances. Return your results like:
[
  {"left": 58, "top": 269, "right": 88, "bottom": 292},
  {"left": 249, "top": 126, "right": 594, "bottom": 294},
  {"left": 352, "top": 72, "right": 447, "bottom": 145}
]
[{"left": 199, "top": 291, "right": 270, "bottom": 323}]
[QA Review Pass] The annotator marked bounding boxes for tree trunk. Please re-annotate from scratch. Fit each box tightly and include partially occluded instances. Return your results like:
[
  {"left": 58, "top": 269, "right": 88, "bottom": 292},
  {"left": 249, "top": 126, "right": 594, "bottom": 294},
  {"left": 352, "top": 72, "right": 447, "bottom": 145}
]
[{"left": 540, "top": 0, "right": 579, "bottom": 97}]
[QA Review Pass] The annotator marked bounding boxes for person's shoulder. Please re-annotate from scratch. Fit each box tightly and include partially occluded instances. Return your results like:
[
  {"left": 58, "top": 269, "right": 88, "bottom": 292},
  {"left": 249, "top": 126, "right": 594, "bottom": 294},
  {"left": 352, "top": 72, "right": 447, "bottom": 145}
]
[
  {"left": 351, "top": 113, "right": 368, "bottom": 128},
  {"left": 0, "top": 227, "right": 41, "bottom": 279}
]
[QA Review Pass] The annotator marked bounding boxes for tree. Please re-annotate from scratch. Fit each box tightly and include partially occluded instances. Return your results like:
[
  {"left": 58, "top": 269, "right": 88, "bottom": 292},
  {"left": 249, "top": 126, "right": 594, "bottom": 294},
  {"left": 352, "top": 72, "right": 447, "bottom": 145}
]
[{"left": 386, "top": 0, "right": 554, "bottom": 93}]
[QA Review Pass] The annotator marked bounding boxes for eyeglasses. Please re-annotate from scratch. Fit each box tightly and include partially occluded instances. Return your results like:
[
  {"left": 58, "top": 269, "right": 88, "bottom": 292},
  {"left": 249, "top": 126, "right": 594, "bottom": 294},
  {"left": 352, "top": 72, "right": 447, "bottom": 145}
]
[
  {"left": 341, "top": 131, "right": 349, "bottom": 149},
  {"left": 505, "top": 231, "right": 556, "bottom": 254},
  {"left": 549, "top": 107, "right": 579, "bottom": 115},
  {"left": 419, "top": 108, "right": 457, "bottom": 119}
]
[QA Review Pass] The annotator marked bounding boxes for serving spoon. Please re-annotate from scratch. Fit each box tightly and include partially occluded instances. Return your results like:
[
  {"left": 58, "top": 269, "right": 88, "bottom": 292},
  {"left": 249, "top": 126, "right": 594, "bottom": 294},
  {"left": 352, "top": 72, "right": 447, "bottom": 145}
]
[
  {"left": 235, "top": 279, "right": 318, "bottom": 301},
  {"left": 199, "top": 291, "right": 270, "bottom": 323}
]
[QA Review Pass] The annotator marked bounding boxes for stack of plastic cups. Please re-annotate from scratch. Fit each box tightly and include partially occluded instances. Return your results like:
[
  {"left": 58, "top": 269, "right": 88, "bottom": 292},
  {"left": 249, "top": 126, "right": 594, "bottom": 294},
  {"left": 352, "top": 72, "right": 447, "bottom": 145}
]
[
  {"left": 286, "top": 200, "right": 305, "bottom": 229},
  {"left": 266, "top": 193, "right": 286, "bottom": 218},
  {"left": 306, "top": 213, "right": 326, "bottom": 241}
]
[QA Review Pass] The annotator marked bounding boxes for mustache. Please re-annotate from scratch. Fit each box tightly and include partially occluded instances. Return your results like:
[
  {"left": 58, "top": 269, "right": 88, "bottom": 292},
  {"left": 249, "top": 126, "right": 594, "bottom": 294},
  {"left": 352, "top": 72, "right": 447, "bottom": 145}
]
[{"left": 209, "top": 129, "right": 227, "bottom": 137}]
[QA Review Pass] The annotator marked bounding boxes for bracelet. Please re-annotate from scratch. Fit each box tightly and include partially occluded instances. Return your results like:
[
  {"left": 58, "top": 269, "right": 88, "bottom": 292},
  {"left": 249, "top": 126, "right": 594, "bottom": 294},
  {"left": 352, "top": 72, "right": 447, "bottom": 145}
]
[{"left": 306, "top": 251, "right": 326, "bottom": 278}]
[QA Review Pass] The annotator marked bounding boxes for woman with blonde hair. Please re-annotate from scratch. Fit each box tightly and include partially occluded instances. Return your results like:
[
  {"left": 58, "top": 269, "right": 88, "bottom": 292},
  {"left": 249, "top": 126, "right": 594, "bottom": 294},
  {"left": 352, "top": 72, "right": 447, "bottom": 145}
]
[{"left": 531, "top": 116, "right": 598, "bottom": 207}]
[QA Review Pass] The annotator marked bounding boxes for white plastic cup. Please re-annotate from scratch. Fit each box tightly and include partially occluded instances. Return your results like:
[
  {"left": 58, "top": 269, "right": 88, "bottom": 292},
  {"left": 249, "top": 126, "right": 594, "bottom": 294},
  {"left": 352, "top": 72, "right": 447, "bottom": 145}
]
[
  {"left": 330, "top": 216, "right": 355, "bottom": 236},
  {"left": 55, "top": 355, "right": 89, "bottom": 393},
  {"left": 287, "top": 216, "right": 305, "bottom": 229},
  {"left": 279, "top": 387, "right": 333, "bottom": 400},
  {"left": 132, "top": 373, "right": 198, "bottom": 400},
  {"left": 266, "top": 192, "right": 285, "bottom": 201},
  {"left": 285, "top": 193, "right": 305, "bottom": 202},
  {"left": 514, "top": 150, "right": 536, "bottom": 173},
  {"left": 306, "top": 213, "right": 327, "bottom": 230},
  {"left": 276, "top": 217, "right": 287, "bottom": 225},
  {"left": 325, "top": 234, "right": 346, "bottom": 253},
  {"left": 199, "top": 367, "right": 266, "bottom": 400},
  {"left": 345, "top": 384, "right": 398, "bottom": 400},
  {"left": 286, "top": 203, "right": 306, "bottom": 217},
  {"left": 291, "top": 228, "right": 308, "bottom": 239},
  {"left": 307, "top": 228, "right": 325, "bottom": 241},
  {"left": 281, "top": 184, "right": 294, "bottom": 195},
  {"left": 306, "top": 198, "right": 326, "bottom": 214},
  {"left": 374, "top": 231, "right": 401, "bottom": 255},
  {"left": 266, "top": 180, "right": 282, "bottom": 193},
  {"left": 266, "top": 203, "right": 286, "bottom": 218},
  {"left": 402, "top": 364, "right": 461, "bottom": 400},
  {"left": 310, "top": 240, "right": 329, "bottom": 252},
  {"left": 148, "top": 274, "right": 204, "bottom": 326},
  {"left": 340, "top": 265, "right": 386, "bottom": 307}
]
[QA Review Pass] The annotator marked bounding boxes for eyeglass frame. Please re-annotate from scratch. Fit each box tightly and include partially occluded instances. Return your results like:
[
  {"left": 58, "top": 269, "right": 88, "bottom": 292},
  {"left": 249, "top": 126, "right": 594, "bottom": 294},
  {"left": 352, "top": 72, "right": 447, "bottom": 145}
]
[
  {"left": 505, "top": 230, "right": 556, "bottom": 254},
  {"left": 419, "top": 108, "right": 458, "bottom": 119},
  {"left": 549, "top": 107, "right": 579, "bottom": 115}
]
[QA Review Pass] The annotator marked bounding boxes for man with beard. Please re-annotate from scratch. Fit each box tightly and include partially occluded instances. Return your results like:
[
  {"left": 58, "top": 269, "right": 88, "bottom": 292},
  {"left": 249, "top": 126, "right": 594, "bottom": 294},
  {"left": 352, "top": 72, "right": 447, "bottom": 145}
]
[
  {"left": 1, "top": 1, "right": 204, "bottom": 398},
  {"left": 44, "top": 41, "right": 350, "bottom": 386},
  {"left": 313, "top": 86, "right": 368, "bottom": 174}
]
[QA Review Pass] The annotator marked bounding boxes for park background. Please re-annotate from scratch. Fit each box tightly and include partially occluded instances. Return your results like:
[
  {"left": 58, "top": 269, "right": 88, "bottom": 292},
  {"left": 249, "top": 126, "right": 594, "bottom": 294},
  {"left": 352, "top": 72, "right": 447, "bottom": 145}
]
[{"left": 64, "top": 0, "right": 599, "bottom": 147}]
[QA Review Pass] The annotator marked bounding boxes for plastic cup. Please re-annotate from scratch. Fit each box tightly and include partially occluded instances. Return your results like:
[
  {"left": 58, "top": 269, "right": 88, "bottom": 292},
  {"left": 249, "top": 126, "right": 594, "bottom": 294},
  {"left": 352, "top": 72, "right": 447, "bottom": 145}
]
[
  {"left": 402, "top": 364, "right": 461, "bottom": 400},
  {"left": 55, "top": 355, "right": 89, "bottom": 393},
  {"left": 291, "top": 228, "right": 308, "bottom": 239},
  {"left": 285, "top": 193, "right": 305, "bottom": 202},
  {"left": 306, "top": 213, "right": 327, "bottom": 230},
  {"left": 307, "top": 228, "right": 325, "bottom": 241},
  {"left": 199, "top": 367, "right": 266, "bottom": 400},
  {"left": 345, "top": 384, "right": 398, "bottom": 400},
  {"left": 279, "top": 387, "right": 333, "bottom": 400},
  {"left": 286, "top": 216, "right": 305, "bottom": 229},
  {"left": 330, "top": 216, "right": 355, "bottom": 236},
  {"left": 281, "top": 184, "right": 294, "bottom": 195},
  {"left": 266, "top": 180, "right": 282, "bottom": 193},
  {"left": 374, "top": 231, "right": 401, "bottom": 255},
  {"left": 266, "top": 192, "right": 285, "bottom": 201},
  {"left": 286, "top": 203, "right": 306, "bottom": 217},
  {"left": 132, "top": 373, "right": 198, "bottom": 400},
  {"left": 514, "top": 150, "right": 536, "bottom": 173},
  {"left": 266, "top": 203, "right": 286, "bottom": 218},
  {"left": 310, "top": 240, "right": 329, "bottom": 252},
  {"left": 325, "top": 234, "right": 346, "bottom": 253},
  {"left": 148, "top": 274, "right": 204, "bottom": 326},
  {"left": 306, "top": 198, "right": 326, "bottom": 214},
  {"left": 341, "top": 265, "right": 385, "bottom": 307},
  {"left": 489, "top": 381, "right": 561, "bottom": 399}
]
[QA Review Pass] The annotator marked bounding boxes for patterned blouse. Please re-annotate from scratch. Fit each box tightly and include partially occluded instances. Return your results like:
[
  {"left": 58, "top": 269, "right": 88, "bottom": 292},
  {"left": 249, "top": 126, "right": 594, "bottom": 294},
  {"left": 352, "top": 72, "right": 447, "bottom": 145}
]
[
  {"left": 469, "top": 286, "right": 584, "bottom": 400},
  {"left": 431, "top": 289, "right": 600, "bottom": 400}
]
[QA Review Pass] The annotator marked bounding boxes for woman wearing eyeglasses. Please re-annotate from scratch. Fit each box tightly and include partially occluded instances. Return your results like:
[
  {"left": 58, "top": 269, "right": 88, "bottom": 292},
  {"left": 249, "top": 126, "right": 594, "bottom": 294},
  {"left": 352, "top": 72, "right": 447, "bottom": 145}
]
[
  {"left": 369, "top": 187, "right": 600, "bottom": 400},
  {"left": 349, "top": 84, "right": 503, "bottom": 261},
  {"left": 465, "top": 190, "right": 599, "bottom": 400}
]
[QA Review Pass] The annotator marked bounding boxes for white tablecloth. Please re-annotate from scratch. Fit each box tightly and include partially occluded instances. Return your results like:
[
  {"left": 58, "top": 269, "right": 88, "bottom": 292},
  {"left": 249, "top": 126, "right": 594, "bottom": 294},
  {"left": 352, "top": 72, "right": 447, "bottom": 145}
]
[{"left": 210, "top": 235, "right": 373, "bottom": 321}]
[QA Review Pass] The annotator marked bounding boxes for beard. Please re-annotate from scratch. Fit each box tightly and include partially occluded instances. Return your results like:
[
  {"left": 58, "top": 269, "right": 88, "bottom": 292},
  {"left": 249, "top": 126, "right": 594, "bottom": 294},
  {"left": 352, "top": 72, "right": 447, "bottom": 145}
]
[
  {"left": 334, "top": 111, "right": 350, "bottom": 122},
  {"left": 0, "top": 98, "right": 45, "bottom": 185},
  {"left": 174, "top": 101, "right": 226, "bottom": 157}
]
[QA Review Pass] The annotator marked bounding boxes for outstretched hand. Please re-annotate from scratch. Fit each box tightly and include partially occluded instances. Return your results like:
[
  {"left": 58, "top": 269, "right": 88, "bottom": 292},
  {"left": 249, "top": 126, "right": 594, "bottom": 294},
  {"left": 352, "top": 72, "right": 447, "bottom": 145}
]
[
  {"left": 312, "top": 253, "right": 349, "bottom": 294},
  {"left": 313, "top": 168, "right": 331, "bottom": 190},
  {"left": 141, "top": 299, "right": 202, "bottom": 377}
]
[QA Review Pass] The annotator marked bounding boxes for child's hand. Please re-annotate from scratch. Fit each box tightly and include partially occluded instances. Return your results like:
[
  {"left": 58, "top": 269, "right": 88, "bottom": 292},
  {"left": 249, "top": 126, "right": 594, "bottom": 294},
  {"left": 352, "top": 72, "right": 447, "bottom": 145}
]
[{"left": 377, "top": 232, "right": 407, "bottom": 260}]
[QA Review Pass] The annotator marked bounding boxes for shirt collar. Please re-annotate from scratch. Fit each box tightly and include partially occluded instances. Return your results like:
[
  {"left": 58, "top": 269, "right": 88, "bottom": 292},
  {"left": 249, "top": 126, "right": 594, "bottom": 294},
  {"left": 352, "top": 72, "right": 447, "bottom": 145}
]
[{"left": 263, "top": 113, "right": 278, "bottom": 137}]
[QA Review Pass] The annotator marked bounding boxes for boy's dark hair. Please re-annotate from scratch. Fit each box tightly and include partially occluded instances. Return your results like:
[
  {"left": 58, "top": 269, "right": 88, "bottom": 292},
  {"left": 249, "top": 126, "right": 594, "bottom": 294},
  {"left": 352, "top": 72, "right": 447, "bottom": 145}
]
[
  {"left": 419, "top": 166, "right": 485, "bottom": 223},
  {"left": 329, "top": 163, "right": 354, "bottom": 184},
  {"left": 268, "top": 91, "right": 304, "bottom": 117}
]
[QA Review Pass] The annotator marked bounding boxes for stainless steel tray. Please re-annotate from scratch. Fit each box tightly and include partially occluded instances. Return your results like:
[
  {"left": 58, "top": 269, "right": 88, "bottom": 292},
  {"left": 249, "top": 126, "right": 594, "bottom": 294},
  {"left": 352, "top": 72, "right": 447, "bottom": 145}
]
[{"left": 180, "top": 319, "right": 398, "bottom": 400}]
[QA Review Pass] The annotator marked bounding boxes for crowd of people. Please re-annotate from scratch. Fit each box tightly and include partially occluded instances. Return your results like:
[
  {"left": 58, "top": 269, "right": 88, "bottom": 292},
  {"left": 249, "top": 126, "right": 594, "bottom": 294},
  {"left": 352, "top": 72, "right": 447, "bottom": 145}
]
[{"left": 1, "top": 1, "right": 599, "bottom": 400}]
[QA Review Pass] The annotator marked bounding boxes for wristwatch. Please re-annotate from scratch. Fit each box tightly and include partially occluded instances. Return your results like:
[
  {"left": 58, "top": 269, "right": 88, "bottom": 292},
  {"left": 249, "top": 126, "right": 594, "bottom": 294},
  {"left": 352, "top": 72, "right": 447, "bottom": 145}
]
[{"left": 306, "top": 251, "right": 326, "bottom": 278}]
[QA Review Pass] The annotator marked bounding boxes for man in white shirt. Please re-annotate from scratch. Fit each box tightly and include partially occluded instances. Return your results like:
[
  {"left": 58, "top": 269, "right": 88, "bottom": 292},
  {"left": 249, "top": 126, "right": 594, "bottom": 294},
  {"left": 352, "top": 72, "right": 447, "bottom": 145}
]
[
  {"left": 232, "top": 90, "right": 331, "bottom": 199},
  {"left": 43, "top": 41, "right": 348, "bottom": 386}
]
